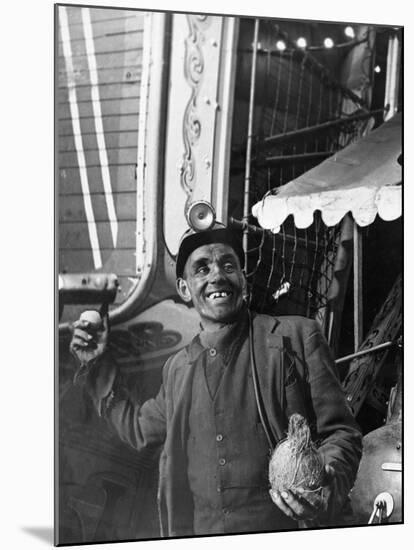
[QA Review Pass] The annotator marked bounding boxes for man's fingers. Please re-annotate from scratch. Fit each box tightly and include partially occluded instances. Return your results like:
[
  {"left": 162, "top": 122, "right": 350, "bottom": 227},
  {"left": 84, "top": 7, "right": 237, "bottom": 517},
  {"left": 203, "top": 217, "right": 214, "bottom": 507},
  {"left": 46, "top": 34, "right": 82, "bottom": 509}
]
[
  {"left": 290, "top": 487, "right": 322, "bottom": 513},
  {"left": 281, "top": 490, "right": 316, "bottom": 518},
  {"left": 71, "top": 339, "right": 95, "bottom": 350},
  {"left": 71, "top": 340, "right": 88, "bottom": 349},
  {"left": 72, "top": 328, "right": 93, "bottom": 342},
  {"left": 269, "top": 490, "right": 298, "bottom": 520},
  {"left": 71, "top": 328, "right": 99, "bottom": 353},
  {"left": 70, "top": 311, "right": 109, "bottom": 365},
  {"left": 72, "top": 319, "right": 91, "bottom": 330}
]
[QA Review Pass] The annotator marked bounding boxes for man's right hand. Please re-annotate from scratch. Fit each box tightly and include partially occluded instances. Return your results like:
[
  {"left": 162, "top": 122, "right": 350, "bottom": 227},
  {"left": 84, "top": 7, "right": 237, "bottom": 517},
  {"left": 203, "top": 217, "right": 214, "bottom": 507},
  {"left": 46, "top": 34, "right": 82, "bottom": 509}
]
[{"left": 70, "top": 310, "right": 109, "bottom": 366}]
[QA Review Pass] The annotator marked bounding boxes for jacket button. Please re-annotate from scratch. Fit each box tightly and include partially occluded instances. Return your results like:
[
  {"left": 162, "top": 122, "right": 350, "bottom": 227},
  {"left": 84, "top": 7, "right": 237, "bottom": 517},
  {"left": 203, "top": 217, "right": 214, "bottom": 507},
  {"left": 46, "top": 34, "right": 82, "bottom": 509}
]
[
  {"left": 216, "top": 434, "right": 223, "bottom": 442},
  {"left": 209, "top": 348, "right": 217, "bottom": 357},
  {"left": 219, "top": 458, "right": 226, "bottom": 466}
]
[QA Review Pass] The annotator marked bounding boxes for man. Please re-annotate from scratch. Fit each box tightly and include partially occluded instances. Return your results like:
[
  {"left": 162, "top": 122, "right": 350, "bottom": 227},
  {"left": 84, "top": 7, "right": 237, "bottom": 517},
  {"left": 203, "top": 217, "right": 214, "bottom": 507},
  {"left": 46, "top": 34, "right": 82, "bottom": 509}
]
[{"left": 70, "top": 222, "right": 362, "bottom": 537}]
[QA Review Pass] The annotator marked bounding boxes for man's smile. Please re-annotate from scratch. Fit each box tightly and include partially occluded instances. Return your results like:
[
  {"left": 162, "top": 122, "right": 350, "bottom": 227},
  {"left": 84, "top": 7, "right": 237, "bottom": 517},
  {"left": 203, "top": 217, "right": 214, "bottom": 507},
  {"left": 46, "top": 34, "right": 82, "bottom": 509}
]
[
  {"left": 206, "top": 289, "right": 233, "bottom": 300},
  {"left": 177, "top": 243, "right": 246, "bottom": 329}
]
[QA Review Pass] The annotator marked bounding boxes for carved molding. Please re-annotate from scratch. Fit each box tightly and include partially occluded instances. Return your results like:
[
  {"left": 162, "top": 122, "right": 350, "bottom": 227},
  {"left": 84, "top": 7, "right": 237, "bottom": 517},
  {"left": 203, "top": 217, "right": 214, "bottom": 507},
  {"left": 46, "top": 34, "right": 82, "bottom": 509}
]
[{"left": 180, "top": 15, "right": 211, "bottom": 202}]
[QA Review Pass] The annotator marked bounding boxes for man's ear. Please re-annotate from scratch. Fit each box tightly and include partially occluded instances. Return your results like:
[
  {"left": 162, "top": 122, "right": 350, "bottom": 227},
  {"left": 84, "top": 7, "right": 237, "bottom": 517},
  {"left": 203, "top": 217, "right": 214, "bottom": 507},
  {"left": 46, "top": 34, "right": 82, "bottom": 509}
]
[{"left": 176, "top": 277, "right": 192, "bottom": 303}]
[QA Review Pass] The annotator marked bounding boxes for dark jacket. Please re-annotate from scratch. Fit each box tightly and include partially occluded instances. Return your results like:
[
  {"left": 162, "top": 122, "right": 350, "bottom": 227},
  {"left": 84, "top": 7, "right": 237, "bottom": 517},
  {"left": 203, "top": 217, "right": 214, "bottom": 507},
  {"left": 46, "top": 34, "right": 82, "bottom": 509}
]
[{"left": 82, "top": 312, "right": 362, "bottom": 537}]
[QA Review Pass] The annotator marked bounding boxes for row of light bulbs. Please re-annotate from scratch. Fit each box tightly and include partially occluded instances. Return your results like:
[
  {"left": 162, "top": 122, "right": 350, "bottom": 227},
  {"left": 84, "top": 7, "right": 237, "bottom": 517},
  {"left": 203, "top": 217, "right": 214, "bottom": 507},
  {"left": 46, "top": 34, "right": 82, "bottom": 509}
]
[
  {"left": 254, "top": 24, "right": 382, "bottom": 75},
  {"left": 272, "top": 25, "right": 382, "bottom": 74},
  {"left": 275, "top": 25, "right": 356, "bottom": 51}
]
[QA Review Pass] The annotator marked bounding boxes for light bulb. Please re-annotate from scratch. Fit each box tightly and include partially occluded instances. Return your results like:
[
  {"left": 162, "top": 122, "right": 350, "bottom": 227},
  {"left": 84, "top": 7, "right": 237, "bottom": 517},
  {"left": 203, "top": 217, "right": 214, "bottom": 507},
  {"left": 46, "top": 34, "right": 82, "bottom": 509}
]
[
  {"left": 276, "top": 40, "right": 286, "bottom": 51},
  {"left": 344, "top": 26, "right": 355, "bottom": 39},
  {"left": 324, "top": 37, "right": 334, "bottom": 48},
  {"left": 374, "top": 65, "right": 381, "bottom": 74},
  {"left": 296, "top": 37, "right": 307, "bottom": 48}
]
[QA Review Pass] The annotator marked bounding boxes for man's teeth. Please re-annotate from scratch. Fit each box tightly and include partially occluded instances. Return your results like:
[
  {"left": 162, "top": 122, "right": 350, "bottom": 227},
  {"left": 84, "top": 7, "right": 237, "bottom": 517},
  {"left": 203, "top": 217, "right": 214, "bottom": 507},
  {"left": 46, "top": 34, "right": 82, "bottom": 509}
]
[{"left": 209, "top": 291, "right": 231, "bottom": 299}]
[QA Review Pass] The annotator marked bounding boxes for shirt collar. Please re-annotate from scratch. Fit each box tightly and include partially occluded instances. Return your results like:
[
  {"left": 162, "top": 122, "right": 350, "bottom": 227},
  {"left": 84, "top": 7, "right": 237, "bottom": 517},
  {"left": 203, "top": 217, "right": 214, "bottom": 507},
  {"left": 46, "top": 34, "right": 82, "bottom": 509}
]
[{"left": 186, "top": 306, "right": 249, "bottom": 364}]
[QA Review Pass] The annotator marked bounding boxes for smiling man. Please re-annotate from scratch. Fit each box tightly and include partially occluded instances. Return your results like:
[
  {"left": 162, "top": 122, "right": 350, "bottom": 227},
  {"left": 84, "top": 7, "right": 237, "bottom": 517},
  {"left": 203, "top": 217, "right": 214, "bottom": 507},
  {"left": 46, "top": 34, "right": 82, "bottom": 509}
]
[
  {"left": 175, "top": 226, "right": 246, "bottom": 328},
  {"left": 70, "top": 222, "right": 362, "bottom": 537}
]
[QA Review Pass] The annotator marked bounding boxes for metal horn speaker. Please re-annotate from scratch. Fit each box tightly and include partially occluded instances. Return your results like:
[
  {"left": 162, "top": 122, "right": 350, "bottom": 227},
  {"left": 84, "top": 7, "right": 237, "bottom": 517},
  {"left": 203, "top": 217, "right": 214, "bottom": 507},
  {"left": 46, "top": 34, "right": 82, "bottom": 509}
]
[{"left": 186, "top": 201, "right": 216, "bottom": 232}]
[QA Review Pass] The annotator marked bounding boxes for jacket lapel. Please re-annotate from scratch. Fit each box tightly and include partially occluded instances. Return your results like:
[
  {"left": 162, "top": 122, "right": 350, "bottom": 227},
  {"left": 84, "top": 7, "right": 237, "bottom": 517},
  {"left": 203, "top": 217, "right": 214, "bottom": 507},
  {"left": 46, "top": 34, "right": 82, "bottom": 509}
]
[{"left": 251, "top": 315, "right": 288, "bottom": 445}]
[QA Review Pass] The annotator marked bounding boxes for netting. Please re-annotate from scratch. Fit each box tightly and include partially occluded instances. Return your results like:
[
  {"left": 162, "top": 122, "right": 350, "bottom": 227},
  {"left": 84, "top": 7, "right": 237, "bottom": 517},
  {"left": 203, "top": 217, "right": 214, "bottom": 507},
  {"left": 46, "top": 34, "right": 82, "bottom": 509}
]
[
  {"left": 243, "top": 21, "right": 373, "bottom": 319},
  {"left": 244, "top": 215, "right": 341, "bottom": 319}
]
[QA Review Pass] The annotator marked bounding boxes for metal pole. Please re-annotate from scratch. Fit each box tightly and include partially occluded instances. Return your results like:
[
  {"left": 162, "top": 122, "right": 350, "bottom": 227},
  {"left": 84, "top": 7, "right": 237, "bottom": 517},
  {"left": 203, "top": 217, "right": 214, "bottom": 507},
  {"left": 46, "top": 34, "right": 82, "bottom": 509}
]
[
  {"left": 264, "top": 107, "right": 388, "bottom": 146},
  {"left": 242, "top": 18, "right": 260, "bottom": 261},
  {"left": 335, "top": 340, "right": 395, "bottom": 365},
  {"left": 265, "top": 151, "right": 332, "bottom": 165},
  {"left": 353, "top": 222, "right": 363, "bottom": 352}
]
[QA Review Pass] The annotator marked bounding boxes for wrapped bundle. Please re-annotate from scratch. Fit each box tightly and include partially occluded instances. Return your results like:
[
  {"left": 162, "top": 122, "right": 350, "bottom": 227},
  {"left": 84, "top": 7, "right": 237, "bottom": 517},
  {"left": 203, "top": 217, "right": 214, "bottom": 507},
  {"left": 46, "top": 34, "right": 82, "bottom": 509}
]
[{"left": 269, "top": 413, "right": 324, "bottom": 494}]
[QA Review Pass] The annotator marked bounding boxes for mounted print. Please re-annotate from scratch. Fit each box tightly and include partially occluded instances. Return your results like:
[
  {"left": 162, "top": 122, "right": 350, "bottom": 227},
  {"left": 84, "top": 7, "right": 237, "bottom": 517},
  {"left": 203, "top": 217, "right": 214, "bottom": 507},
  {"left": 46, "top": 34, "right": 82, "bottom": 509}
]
[{"left": 56, "top": 2, "right": 403, "bottom": 545}]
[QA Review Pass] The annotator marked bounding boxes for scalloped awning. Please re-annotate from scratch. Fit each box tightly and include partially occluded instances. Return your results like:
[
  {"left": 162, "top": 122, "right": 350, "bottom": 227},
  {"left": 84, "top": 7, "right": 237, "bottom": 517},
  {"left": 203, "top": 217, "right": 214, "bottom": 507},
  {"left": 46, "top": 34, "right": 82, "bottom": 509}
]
[{"left": 252, "top": 113, "right": 402, "bottom": 233}]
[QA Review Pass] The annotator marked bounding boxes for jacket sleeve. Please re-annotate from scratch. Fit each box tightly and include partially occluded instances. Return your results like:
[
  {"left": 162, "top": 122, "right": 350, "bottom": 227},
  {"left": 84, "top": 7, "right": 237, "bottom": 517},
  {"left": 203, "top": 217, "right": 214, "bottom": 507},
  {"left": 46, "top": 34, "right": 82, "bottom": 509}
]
[
  {"left": 303, "top": 324, "right": 362, "bottom": 522},
  {"left": 74, "top": 350, "right": 169, "bottom": 453}
]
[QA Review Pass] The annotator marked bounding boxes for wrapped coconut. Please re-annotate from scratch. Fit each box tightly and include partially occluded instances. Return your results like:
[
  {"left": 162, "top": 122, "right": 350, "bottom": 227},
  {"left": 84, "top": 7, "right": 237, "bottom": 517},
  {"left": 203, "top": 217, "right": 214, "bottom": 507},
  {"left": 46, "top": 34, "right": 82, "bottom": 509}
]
[{"left": 269, "top": 413, "right": 324, "bottom": 494}]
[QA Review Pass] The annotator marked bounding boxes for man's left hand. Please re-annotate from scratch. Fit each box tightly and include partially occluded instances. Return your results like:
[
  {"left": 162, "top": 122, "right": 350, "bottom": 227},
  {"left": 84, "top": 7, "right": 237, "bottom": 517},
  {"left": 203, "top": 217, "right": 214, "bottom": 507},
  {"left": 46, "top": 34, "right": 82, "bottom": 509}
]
[{"left": 269, "top": 464, "right": 335, "bottom": 522}]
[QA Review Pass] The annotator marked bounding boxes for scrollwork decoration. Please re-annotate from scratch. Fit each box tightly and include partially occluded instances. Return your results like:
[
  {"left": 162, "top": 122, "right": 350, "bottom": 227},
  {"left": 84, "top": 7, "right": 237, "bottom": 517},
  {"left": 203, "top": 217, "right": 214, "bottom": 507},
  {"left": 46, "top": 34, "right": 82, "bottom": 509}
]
[{"left": 180, "top": 15, "right": 211, "bottom": 202}]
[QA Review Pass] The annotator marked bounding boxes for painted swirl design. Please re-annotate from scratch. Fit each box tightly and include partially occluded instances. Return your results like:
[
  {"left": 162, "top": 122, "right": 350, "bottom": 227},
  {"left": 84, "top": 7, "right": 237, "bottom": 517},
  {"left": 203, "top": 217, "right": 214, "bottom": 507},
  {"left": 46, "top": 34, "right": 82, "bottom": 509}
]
[{"left": 180, "top": 15, "right": 210, "bottom": 201}]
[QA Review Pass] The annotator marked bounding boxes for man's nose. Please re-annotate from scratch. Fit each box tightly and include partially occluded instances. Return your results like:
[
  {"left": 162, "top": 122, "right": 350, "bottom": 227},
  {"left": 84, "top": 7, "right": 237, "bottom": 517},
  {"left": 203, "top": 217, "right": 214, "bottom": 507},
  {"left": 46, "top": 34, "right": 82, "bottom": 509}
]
[{"left": 208, "top": 262, "right": 226, "bottom": 282}]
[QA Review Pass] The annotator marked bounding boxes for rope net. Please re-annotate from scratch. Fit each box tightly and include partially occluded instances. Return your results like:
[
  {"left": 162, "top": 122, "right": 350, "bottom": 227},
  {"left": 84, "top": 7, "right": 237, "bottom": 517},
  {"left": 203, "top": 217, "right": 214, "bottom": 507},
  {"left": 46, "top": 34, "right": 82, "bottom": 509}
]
[
  {"left": 243, "top": 21, "right": 373, "bottom": 319},
  {"left": 245, "top": 215, "right": 341, "bottom": 319}
]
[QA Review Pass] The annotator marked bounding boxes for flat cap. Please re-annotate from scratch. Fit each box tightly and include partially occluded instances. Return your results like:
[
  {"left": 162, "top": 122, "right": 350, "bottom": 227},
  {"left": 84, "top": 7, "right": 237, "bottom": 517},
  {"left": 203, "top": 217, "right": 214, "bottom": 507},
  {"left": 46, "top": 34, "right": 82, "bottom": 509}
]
[{"left": 176, "top": 223, "right": 244, "bottom": 278}]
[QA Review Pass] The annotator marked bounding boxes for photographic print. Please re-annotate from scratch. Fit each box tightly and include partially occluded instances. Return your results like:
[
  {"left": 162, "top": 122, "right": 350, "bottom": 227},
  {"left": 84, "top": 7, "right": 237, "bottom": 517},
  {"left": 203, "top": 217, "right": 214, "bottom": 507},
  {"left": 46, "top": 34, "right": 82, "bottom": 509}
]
[{"left": 56, "top": 2, "right": 402, "bottom": 545}]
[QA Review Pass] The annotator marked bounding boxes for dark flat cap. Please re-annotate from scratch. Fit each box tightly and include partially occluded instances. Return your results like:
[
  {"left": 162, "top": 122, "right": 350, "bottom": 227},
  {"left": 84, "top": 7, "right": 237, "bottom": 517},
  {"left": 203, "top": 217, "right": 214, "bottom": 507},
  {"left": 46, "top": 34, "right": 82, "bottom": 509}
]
[{"left": 176, "top": 223, "right": 244, "bottom": 278}]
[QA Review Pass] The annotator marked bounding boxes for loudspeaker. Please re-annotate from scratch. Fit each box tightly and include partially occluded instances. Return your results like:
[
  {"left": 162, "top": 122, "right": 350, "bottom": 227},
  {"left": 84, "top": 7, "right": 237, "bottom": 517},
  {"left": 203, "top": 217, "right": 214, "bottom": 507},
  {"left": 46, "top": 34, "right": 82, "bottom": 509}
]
[{"left": 186, "top": 201, "right": 216, "bottom": 232}]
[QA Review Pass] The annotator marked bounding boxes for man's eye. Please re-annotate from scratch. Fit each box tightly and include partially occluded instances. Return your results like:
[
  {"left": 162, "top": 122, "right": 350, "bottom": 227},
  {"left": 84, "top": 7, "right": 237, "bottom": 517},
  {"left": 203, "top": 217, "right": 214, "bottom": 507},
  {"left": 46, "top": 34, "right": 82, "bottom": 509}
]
[
  {"left": 223, "top": 263, "right": 235, "bottom": 272},
  {"left": 196, "top": 266, "right": 209, "bottom": 275}
]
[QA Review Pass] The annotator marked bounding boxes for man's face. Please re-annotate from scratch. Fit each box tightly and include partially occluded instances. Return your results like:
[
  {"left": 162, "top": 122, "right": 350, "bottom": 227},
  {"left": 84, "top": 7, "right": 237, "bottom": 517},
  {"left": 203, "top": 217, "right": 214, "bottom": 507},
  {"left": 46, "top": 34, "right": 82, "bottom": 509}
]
[{"left": 177, "top": 243, "right": 246, "bottom": 329}]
